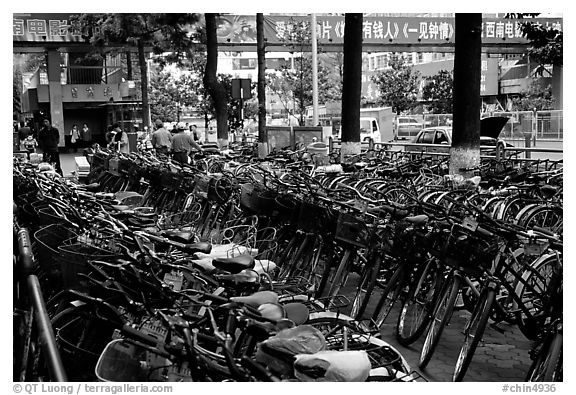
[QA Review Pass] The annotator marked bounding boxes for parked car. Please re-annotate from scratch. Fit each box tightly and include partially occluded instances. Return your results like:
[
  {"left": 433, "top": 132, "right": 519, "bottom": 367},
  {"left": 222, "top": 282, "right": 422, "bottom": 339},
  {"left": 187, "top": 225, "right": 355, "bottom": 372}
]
[
  {"left": 396, "top": 116, "right": 423, "bottom": 139},
  {"left": 406, "top": 116, "right": 514, "bottom": 156}
]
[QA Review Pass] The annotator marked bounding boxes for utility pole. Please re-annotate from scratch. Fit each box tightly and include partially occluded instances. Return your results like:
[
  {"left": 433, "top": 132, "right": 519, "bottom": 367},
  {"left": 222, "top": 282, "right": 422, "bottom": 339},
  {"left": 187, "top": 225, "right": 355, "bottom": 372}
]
[
  {"left": 311, "top": 13, "right": 319, "bottom": 127},
  {"left": 256, "top": 13, "right": 267, "bottom": 157}
]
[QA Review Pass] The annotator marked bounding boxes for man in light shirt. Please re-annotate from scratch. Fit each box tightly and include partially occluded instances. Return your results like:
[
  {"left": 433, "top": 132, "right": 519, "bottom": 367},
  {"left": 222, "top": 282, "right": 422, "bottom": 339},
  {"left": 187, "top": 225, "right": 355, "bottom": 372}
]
[
  {"left": 172, "top": 122, "right": 203, "bottom": 164},
  {"left": 151, "top": 119, "right": 173, "bottom": 157}
]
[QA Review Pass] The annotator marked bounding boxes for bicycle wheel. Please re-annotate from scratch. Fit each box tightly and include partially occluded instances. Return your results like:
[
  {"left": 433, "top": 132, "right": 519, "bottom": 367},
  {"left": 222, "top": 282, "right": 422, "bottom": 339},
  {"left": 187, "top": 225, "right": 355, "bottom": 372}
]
[
  {"left": 514, "top": 254, "right": 560, "bottom": 340},
  {"left": 350, "top": 254, "right": 382, "bottom": 320},
  {"left": 518, "top": 205, "right": 563, "bottom": 234},
  {"left": 453, "top": 288, "right": 496, "bottom": 382},
  {"left": 526, "top": 331, "right": 563, "bottom": 382},
  {"left": 419, "top": 274, "right": 460, "bottom": 369},
  {"left": 396, "top": 258, "right": 443, "bottom": 346},
  {"left": 370, "top": 263, "right": 406, "bottom": 328}
]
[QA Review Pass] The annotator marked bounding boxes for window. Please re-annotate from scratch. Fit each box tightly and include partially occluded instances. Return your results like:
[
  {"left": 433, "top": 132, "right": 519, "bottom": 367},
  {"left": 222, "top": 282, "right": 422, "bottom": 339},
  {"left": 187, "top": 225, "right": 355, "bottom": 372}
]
[
  {"left": 435, "top": 131, "right": 448, "bottom": 144},
  {"left": 418, "top": 130, "right": 435, "bottom": 144}
]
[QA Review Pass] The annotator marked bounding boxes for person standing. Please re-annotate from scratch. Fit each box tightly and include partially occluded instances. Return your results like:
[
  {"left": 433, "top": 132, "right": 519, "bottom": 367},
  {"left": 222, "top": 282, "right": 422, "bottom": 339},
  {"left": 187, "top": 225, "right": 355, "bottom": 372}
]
[
  {"left": 171, "top": 122, "right": 203, "bottom": 164},
  {"left": 18, "top": 121, "right": 32, "bottom": 151},
  {"left": 151, "top": 119, "right": 173, "bottom": 157},
  {"left": 82, "top": 123, "right": 91, "bottom": 148},
  {"left": 70, "top": 124, "right": 82, "bottom": 153},
  {"left": 38, "top": 118, "right": 62, "bottom": 175},
  {"left": 23, "top": 135, "right": 38, "bottom": 159},
  {"left": 112, "top": 123, "right": 130, "bottom": 154},
  {"left": 191, "top": 124, "right": 200, "bottom": 142}
]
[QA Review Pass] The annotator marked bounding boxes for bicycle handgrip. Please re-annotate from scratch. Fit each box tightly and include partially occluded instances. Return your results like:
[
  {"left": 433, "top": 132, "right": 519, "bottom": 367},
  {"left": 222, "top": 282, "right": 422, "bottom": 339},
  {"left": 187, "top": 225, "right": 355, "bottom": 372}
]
[{"left": 121, "top": 325, "right": 160, "bottom": 347}]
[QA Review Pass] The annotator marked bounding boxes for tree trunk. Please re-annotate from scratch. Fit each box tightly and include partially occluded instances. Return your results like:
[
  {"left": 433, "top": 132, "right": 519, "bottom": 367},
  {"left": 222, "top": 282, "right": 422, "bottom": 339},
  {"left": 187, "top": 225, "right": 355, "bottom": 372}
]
[
  {"left": 256, "top": 13, "right": 268, "bottom": 157},
  {"left": 450, "top": 13, "right": 482, "bottom": 178},
  {"left": 340, "top": 13, "right": 363, "bottom": 161},
  {"left": 138, "top": 39, "right": 151, "bottom": 130},
  {"left": 126, "top": 51, "right": 133, "bottom": 81},
  {"left": 204, "top": 13, "right": 229, "bottom": 148}
]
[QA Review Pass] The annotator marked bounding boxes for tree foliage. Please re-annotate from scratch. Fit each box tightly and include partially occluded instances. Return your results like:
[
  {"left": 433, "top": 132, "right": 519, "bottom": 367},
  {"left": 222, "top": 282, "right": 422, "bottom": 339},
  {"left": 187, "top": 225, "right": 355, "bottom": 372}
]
[
  {"left": 371, "top": 55, "right": 421, "bottom": 115},
  {"left": 422, "top": 69, "right": 453, "bottom": 114},
  {"left": 511, "top": 80, "right": 555, "bottom": 111},
  {"left": 71, "top": 13, "right": 201, "bottom": 128},
  {"left": 521, "top": 21, "right": 563, "bottom": 75}
]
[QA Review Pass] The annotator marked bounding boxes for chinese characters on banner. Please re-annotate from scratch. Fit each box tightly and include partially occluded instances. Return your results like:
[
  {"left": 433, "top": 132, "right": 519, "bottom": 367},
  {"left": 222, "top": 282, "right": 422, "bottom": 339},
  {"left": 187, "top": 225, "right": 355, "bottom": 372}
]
[
  {"left": 14, "top": 14, "right": 562, "bottom": 46},
  {"left": 13, "top": 14, "right": 83, "bottom": 42},
  {"left": 264, "top": 16, "right": 562, "bottom": 46}
]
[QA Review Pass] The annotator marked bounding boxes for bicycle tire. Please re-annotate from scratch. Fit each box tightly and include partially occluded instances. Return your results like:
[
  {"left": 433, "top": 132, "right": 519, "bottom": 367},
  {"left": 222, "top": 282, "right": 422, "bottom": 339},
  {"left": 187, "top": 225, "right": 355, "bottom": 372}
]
[
  {"left": 526, "top": 331, "right": 562, "bottom": 382},
  {"left": 396, "top": 258, "right": 443, "bottom": 346},
  {"left": 514, "top": 253, "right": 560, "bottom": 340},
  {"left": 350, "top": 254, "right": 382, "bottom": 320},
  {"left": 419, "top": 274, "right": 460, "bottom": 369},
  {"left": 453, "top": 288, "right": 495, "bottom": 381},
  {"left": 370, "top": 263, "right": 406, "bottom": 328},
  {"left": 519, "top": 205, "right": 563, "bottom": 234}
]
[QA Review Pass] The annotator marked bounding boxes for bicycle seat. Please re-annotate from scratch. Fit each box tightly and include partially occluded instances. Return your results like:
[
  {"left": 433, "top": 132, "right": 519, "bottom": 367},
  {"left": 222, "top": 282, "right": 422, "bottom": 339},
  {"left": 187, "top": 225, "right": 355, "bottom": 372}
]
[
  {"left": 230, "top": 290, "right": 279, "bottom": 307},
  {"left": 404, "top": 214, "right": 429, "bottom": 225},
  {"left": 212, "top": 254, "right": 255, "bottom": 274},
  {"left": 283, "top": 302, "right": 309, "bottom": 326},
  {"left": 162, "top": 230, "right": 195, "bottom": 244},
  {"left": 181, "top": 242, "right": 212, "bottom": 255}
]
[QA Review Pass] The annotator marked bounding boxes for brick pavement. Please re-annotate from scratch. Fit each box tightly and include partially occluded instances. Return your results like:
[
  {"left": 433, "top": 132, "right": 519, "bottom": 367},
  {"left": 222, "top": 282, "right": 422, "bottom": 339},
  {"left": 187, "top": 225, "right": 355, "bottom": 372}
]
[{"left": 341, "top": 276, "right": 533, "bottom": 382}]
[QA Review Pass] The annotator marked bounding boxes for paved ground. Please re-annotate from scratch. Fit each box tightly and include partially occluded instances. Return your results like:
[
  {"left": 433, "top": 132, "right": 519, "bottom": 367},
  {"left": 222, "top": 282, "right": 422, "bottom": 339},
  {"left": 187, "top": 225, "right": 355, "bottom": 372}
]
[
  {"left": 340, "top": 275, "right": 534, "bottom": 382},
  {"left": 378, "top": 303, "right": 533, "bottom": 382}
]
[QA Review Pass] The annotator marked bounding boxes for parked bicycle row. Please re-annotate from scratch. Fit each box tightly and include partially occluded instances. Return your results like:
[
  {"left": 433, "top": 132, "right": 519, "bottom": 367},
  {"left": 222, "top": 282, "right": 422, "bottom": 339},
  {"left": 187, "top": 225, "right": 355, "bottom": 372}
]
[{"left": 13, "top": 147, "right": 562, "bottom": 382}]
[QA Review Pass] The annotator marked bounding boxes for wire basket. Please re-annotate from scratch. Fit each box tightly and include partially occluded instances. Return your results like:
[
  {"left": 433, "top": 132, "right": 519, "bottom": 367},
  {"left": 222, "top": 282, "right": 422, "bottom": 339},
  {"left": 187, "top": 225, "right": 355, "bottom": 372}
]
[
  {"left": 391, "top": 221, "right": 429, "bottom": 263},
  {"left": 34, "top": 224, "right": 78, "bottom": 257},
  {"left": 56, "top": 314, "right": 119, "bottom": 381},
  {"left": 296, "top": 201, "right": 333, "bottom": 233},
  {"left": 56, "top": 242, "right": 119, "bottom": 289},
  {"left": 156, "top": 209, "right": 202, "bottom": 230},
  {"left": 441, "top": 226, "right": 499, "bottom": 276},
  {"left": 334, "top": 212, "right": 369, "bottom": 248}
]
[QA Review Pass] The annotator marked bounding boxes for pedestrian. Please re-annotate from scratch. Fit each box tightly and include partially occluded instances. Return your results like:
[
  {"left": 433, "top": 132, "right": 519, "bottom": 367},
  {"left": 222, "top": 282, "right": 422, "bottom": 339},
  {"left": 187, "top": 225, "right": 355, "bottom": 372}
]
[
  {"left": 111, "top": 123, "right": 130, "bottom": 154},
  {"left": 70, "top": 124, "right": 82, "bottom": 153},
  {"left": 171, "top": 122, "right": 203, "bottom": 164},
  {"left": 105, "top": 125, "right": 116, "bottom": 148},
  {"left": 18, "top": 121, "right": 32, "bottom": 150},
  {"left": 191, "top": 124, "right": 199, "bottom": 142},
  {"left": 23, "top": 135, "right": 38, "bottom": 159},
  {"left": 151, "top": 119, "right": 172, "bottom": 157},
  {"left": 82, "top": 123, "right": 91, "bottom": 148},
  {"left": 38, "top": 118, "right": 62, "bottom": 175}
]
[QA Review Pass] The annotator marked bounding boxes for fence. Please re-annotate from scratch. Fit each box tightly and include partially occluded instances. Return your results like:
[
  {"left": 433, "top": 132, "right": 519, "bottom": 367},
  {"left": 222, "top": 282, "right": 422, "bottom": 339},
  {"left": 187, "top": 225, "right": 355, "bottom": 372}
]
[{"left": 422, "top": 110, "right": 563, "bottom": 140}]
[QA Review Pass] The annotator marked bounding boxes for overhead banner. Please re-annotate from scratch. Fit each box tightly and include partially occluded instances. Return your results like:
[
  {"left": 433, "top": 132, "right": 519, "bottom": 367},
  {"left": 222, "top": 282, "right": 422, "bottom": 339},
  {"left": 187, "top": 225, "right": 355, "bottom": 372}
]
[
  {"left": 220, "top": 15, "right": 562, "bottom": 46},
  {"left": 14, "top": 13, "right": 562, "bottom": 47}
]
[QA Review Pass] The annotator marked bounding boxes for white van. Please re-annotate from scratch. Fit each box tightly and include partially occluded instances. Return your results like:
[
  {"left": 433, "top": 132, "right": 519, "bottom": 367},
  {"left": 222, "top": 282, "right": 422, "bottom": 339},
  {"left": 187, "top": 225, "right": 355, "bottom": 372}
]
[{"left": 338, "top": 117, "right": 381, "bottom": 143}]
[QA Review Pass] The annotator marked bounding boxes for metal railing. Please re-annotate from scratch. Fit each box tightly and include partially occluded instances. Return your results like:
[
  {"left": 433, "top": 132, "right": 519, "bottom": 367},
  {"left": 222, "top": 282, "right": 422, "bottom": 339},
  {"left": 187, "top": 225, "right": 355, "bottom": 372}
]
[
  {"left": 38, "top": 66, "right": 124, "bottom": 86},
  {"left": 14, "top": 227, "right": 67, "bottom": 382}
]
